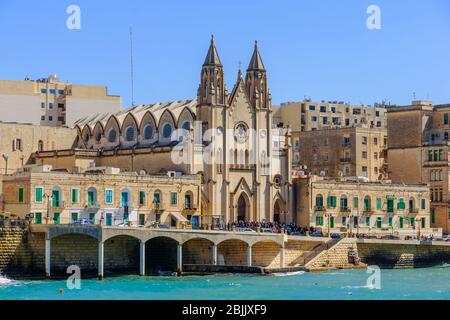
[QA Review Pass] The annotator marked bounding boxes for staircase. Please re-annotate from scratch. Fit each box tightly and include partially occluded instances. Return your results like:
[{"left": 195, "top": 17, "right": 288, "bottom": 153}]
[{"left": 305, "top": 238, "right": 367, "bottom": 271}]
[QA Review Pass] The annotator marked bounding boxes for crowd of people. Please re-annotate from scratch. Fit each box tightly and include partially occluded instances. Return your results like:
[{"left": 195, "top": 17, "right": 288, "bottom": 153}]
[{"left": 222, "top": 220, "right": 321, "bottom": 235}]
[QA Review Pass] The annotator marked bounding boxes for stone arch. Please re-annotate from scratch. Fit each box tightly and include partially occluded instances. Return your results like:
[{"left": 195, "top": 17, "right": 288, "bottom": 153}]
[
  {"left": 104, "top": 235, "right": 140, "bottom": 275},
  {"left": 50, "top": 233, "right": 98, "bottom": 277},
  {"left": 177, "top": 107, "right": 195, "bottom": 130},
  {"left": 273, "top": 199, "right": 282, "bottom": 223},
  {"left": 145, "top": 236, "right": 179, "bottom": 274},
  {"left": 139, "top": 111, "right": 158, "bottom": 143},
  {"left": 182, "top": 238, "right": 214, "bottom": 265},
  {"left": 252, "top": 240, "right": 281, "bottom": 268},
  {"left": 104, "top": 115, "right": 121, "bottom": 147},
  {"left": 158, "top": 109, "right": 177, "bottom": 143},
  {"left": 236, "top": 192, "right": 250, "bottom": 222},
  {"left": 81, "top": 125, "right": 92, "bottom": 147},
  {"left": 121, "top": 113, "right": 139, "bottom": 145},
  {"left": 217, "top": 239, "right": 248, "bottom": 266},
  {"left": 92, "top": 121, "right": 105, "bottom": 145}
]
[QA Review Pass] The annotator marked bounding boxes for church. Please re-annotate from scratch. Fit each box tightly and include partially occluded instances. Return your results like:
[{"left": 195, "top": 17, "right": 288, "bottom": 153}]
[{"left": 34, "top": 37, "right": 293, "bottom": 227}]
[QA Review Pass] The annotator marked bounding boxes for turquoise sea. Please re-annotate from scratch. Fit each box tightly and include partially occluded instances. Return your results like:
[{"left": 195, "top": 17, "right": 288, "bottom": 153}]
[{"left": 1, "top": 267, "right": 450, "bottom": 300}]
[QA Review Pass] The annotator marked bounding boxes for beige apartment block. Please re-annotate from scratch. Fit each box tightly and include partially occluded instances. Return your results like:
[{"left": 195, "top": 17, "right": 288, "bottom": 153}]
[
  {"left": 31, "top": 38, "right": 292, "bottom": 226},
  {"left": 387, "top": 100, "right": 450, "bottom": 234},
  {"left": 1, "top": 166, "right": 201, "bottom": 228},
  {"left": 0, "top": 75, "right": 121, "bottom": 127},
  {"left": 273, "top": 100, "right": 387, "bottom": 131},
  {"left": 292, "top": 126, "right": 387, "bottom": 181},
  {"left": 0, "top": 122, "right": 76, "bottom": 175},
  {"left": 293, "top": 176, "right": 440, "bottom": 238}
]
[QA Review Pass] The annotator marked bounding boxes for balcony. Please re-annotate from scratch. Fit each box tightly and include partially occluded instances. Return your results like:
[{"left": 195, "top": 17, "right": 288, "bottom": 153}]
[
  {"left": 51, "top": 201, "right": 66, "bottom": 210},
  {"left": 340, "top": 158, "right": 351, "bottom": 163},
  {"left": 342, "top": 143, "right": 351, "bottom": 148},
  {"left": 153, "top": 203, "right": 165, "bottom": 212},
  {"left": 86, "top": 201, "right": 101, "bottom": 209},
  {"left": 183, "top": 204, "right": 197, "bottom": 214},
  {"left": 363, "top": 209, "right": 375, "bottom": 215},
  {"left": 314, "top": 206, "right": 326, "bottom": 212},
  {"left": 340, "top": 207, "right": 351, "bottom": 215}
]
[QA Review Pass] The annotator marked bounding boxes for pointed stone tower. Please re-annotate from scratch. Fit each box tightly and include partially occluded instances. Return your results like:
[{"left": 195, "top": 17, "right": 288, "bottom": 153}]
[
  {"left": 198, "top": 35, "right": 225, "bottom": 106},
  {"left": 245, "top": 41, "right": 270, "bottom": 109}
]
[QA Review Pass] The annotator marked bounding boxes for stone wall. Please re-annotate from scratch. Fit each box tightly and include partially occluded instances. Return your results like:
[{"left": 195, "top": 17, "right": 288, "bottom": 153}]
[
  {"left": 183, "top": 238, "right": 213, "bottom": 265},
  {"left": 0, "top": 228, "right": 45, "bottom": 278},
  {"left": 217, "top": 239, "right": 248, "bottom": 266},
  {"left": 357, "top": 241, "right": 450, "bottom": 268}
]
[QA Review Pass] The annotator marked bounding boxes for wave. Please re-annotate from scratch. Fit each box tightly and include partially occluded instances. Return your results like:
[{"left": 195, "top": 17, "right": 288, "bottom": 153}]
[
  {"left": 0, "top": 276, "right": 14, "bottom": 286},
  {"left": 273, "top": 271, "right": 305, "bottom": 277}
]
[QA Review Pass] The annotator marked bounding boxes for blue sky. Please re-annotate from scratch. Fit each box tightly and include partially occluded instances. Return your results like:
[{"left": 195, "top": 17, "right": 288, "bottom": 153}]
[{"left": 0, "top": 0, "right": 449, "bottom": 107}]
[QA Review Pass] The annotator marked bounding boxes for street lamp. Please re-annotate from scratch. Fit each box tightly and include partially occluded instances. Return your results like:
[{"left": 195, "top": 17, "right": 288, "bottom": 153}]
[{"left": 43, "top": 193, "right": 53, "bottom": 225}]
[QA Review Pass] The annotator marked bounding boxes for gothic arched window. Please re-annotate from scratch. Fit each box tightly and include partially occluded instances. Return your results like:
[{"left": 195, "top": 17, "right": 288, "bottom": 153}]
[
  {"left": 125, "top": 127, "right": 135, "bottom": 142},
  {"left": 163, "top": 124, "right": 173, "bottom": 139},
  {"left": 144, "top": 125, "right": 153, "bottom": 140},
  {"left": 108, "top": 129, "right": 117, "bottom": 143}
]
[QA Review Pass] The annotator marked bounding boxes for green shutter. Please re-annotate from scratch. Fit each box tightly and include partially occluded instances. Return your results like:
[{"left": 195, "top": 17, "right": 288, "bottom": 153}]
[
  {"left": 71, "top": 212, "right": 78, "bottom": 223},
  {"left": 421, "top": 199, "right": 426, "bottom": 210},
  {"left": 399, "top": 217, "right": 404, "bottom": 228},
  {"left": 353, "top": 197, "right": 358, "bottom": 209},
  {"left": 365, "top": 217, "right": 370, "bottom": 227},
  {"left": 18, "top": 187, "right": 24, "bottom": 203},
  {"left": 330, "top": 216, "right": 334, "bottom": 228},
  {"left": 71, "top": 189, "right": 78, "bottom": 203},
  {"left": 327, "top": 196, "right": 331, "bottom": 208},
  {"left": 139, "top": 191, "right": 145, "bottom": 205},
  {"left": 431, "top": 209, "right": 435, "bottom": 224},
  {"left": 388, "top": 217, "right": 393, "bottom": 227},
  {"left": 376, "top": 198, "right": 382, "bottom": 209},
  {"left": 35, "top": 187, "right": 43, "bottom": 203}
]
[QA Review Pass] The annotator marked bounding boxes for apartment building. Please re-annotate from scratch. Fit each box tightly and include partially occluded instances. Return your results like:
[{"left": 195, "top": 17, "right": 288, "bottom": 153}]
[
  {"left": 273, "top": 100, "right": 387, "bottom": 131},
  {"left": 387, "top": 100, "right": 450, "bottom": 234},
  {"left": 0, "top": 122, "right": 76, "bottom": 175},
  {"left": 1, "top": 165, "right": 202, "bottom": 228},
  {"left": 0, "top": 75, "right": 121, "bottom": 127},
  {"left": 292, "top": 126, "right": 388, "bottom": 181},
  {"left": 293, "top": 175, "right": 439, "bottom": 238}
]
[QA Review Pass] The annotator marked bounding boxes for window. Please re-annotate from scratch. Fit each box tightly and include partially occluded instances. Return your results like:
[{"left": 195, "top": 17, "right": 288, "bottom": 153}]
[
  {"left": 182, "top": 121, "right": 190, "bottom": 131},
  {"left": 364, "top": 197, "right": 371, "bottom": 212},
  {"left": 105, "top": 189, "right": 113, "bottom": 204},
  {"left": 13, "top": 138, "right": 22, "bottom": 151},
  {"left": 311, "top": 116, "right": 317, "bottom": 122},
  {"left": 35, "top": 187, "right": 43, "bottom": 203},
  {"left": 327, "top": 196, "right": 337, "bottom": 208},
  {"left": 397, "top": 198, "right": 405, "bottom": 210},
  {"left": 49, "top": 89, "right": 55, "bottom": 94},
  {"left": 444, "top": 113, "right": 449, "bottom": 125},
  {"left": 388, "top": 217, "right": 393, "bottom": 227},
  {"left": 144, "top": 125, "right": 153, "bottom": 140},
  {"left": 320, "top": 106, "right": 327, "bottom": 113},
  {"left": 139, "top": 191, "right": 146, "bottom": 205},
  {"left": 340, "top": 196, "right": 348, "bottom": 210},
  {"left": 18, "top": 187, "right": 24, "bottom": 203},
  {"left": 163, "top": 124, "right": 172, "bottom": 138},
  {"left": 376, "top": 217, "right": 382, "bottom": 229},
  {"left": 322, "top": 117, "right": 328, "bottom": 124},
  {"left": 362, "top": 166, "right": 368, "bottom": 177},
  {"left": 345, "top": 119, "right": 350, "bottom": 126},
  {"left": 49, "top": 116, "right": 53, "bottom": 121},
  {"left": 125, "top": 127, "right": 135, "bottom": 142},
  {"left": 374, "top": 152, "right": 378, "bottom": 160},
  {"left": 41, "top": 116, "right": 45, "bottom": 121},
  {"left": 353, "top": 216, "right": 358, "bottom": 227},
  {"left": 309, "top": 105, "right": 316, "bottom": 111},
  {"left": 431, "top": 209, "right": 435, "bottom": 224},
  {"left": 376, "top": 111, "right": 380, "bottom": 117},
  {"left": 71, "top": 212, "right": 78, "bottom": 223},
  {"left": 35, "top": 212, "right": 42, "bottom": 224},
  {"left": 40, "top": 89, "right": 47, "bottom": 94},
  {"left": 38, "top": 140, "right": 44, "bottom": 152},
  {"left": 58, "top": 90, "right": 65, "bottom": 95},
  {"left": 353, "top": 197, "right": 358, "bottom": 209},
  {"left": 71, "top": 188, "right": 79, "bottom": 203},
  {"left": 362, "top": 151, "right": 367, "bottom": 159},
  {"left": 57, "top": 116, "right": 64, "bottom": 122},
  {"left": 49, "top": 103, "right": 53, "bottom": 109},
  {"left": 108, "top": 129, "right": 117, "bottom": 143},
  {"left": 315, "top": 195, "right": 324, "bottom": 207},
  {"left": 421, "top": 198, "right": 426, "bottom": 210},
  {"left": 376, "top": 198, "right": 382, "bottom": 210},
  {"left": 331, "top": 107, "right": 336, "bottom": 113},
  {"left": 428, "top": 150, "right": 433, "bottom": 161},
  {"left": 170, "top": 192, "right": 178, "bottom": 205},
  {"left": 439, "top": 149, "right": 444, "bottom": 161},
  {"left": 41, "top": 102, "right": 45, "bottom": 108},
  {"left": 342, "top": 216, "right": 347, "bottom": 226},
  {"left": 362, "top": 136, "right": 367, "bottom": 145},
  {"left": 315, "top": 216, "right": 324, "bottom": 226},
  {"left": 365, "top": 217, "right": 370, "bottom": 227},
  {"left": 154, "top": 192, "right": 161, "bottom": 204}
]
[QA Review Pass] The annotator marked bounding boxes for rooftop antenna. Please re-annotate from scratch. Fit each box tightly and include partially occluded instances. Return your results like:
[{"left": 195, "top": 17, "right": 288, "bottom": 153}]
[{"left": 130, "top": 26, "right": 135, "bottom": 106}]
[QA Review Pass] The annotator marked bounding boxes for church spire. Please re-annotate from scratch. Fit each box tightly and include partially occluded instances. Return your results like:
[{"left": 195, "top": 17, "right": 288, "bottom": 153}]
[
  {"left": 203, "top": 35, "right": 222, "bottom": 66},
  {"left": 198, "top": 35, "right": 225, "bottom": 105},
  {"left": 245, "top": 40, "right": 269, "bottom": 109},
  {"left": 247, "top": 41, "right": 265, "bottom": 71}
]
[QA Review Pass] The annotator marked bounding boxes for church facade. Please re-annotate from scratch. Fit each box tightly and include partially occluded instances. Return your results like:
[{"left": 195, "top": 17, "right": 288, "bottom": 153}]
[{"left": 34, "top": 37, "right": 293, "bottom": 227}]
